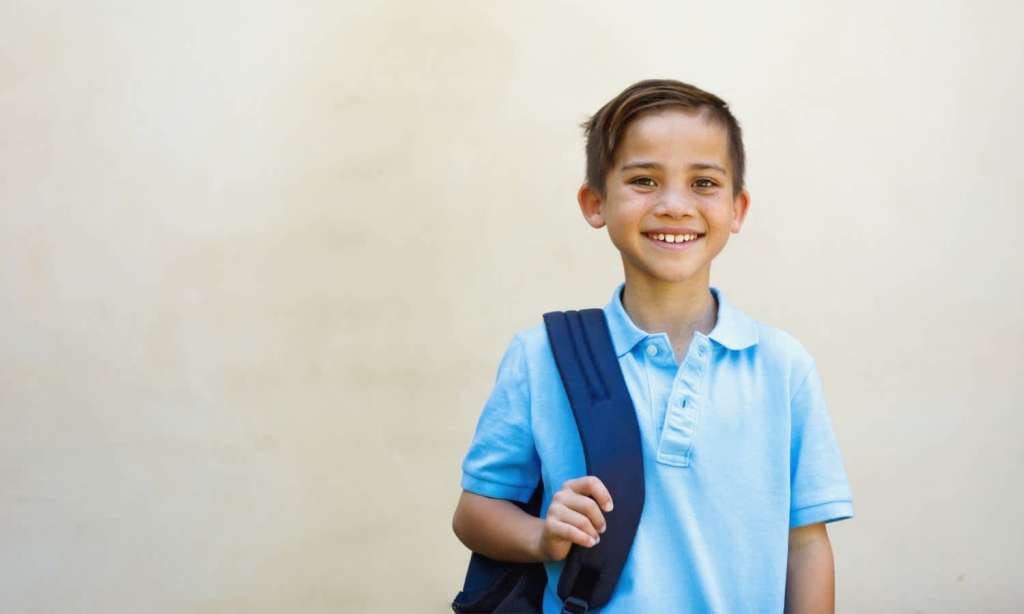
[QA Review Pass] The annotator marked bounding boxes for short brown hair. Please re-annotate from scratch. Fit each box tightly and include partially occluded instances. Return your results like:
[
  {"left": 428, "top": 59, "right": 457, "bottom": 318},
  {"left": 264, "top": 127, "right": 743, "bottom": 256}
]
[{"left": 581, "top": 79, "right": 746, "bottom": 197}]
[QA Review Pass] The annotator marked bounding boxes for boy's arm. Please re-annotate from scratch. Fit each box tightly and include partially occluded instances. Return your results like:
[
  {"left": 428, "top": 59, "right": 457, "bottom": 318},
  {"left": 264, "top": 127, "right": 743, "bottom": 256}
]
[
  {"left": 452, "top": 490, "right": 545, "bottom": 563},
  {"left": 783, "top": 522, "right": 835, "bottom": 614},
  {"left": 786, "top": 357, "right": 853, "bottom": 613},
  {"left": 454, "top": 334, "right": 546, "bottom": 563},
  {"left": 453, "top": 477, "right": 612, "bottom": 564}
]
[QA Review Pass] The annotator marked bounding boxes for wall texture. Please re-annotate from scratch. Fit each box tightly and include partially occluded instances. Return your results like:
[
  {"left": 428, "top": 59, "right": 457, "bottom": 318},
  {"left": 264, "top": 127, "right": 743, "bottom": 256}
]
[{"left": 2, "top": 1, "right": 1022, "bottom": 612}]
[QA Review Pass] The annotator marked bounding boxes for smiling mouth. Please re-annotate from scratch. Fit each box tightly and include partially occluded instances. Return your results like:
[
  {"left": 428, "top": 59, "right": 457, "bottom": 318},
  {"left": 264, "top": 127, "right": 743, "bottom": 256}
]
[{"left": 643, "top": 232, "right": 704, "bottom": 245}]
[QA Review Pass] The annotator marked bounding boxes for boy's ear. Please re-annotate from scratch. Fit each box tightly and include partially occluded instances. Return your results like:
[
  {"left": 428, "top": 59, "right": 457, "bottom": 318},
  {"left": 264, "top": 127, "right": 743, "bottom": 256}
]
[
  {"left": 730, "top": 189, "right": 751, "bottom": 233},
  {"left": 578, "top": 183, "right": 606, "bottom": 229}
]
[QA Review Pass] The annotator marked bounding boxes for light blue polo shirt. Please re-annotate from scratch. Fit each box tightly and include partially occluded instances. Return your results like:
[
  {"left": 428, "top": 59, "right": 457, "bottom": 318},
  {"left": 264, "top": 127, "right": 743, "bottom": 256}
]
[{"left": 460, "top": 282, "right": 854, "bottom": 613}]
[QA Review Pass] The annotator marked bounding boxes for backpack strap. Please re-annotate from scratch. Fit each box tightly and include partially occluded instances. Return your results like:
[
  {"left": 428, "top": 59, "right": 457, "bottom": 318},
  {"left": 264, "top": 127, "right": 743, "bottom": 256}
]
[{"left": 543, "top": 309, "right": 646, "bottom": 613}]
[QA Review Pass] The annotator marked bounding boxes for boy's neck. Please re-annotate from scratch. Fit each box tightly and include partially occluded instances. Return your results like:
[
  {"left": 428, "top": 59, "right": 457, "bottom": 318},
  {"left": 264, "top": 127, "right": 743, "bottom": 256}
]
[{"left": 620, "top": 274, "right": 718, "bottom": 342}]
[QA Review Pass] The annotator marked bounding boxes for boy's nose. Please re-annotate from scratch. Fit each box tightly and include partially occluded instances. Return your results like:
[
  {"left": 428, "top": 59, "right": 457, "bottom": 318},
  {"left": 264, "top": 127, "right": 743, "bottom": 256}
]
[{"left": 654, "top": 189, "right": 694, "bottom": 217}]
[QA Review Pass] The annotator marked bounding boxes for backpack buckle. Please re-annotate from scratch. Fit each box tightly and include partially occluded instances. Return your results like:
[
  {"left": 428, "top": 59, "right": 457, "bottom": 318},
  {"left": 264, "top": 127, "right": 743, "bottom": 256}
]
[{"left": 561, "top": 596, "right": 589, "bottom": 613}]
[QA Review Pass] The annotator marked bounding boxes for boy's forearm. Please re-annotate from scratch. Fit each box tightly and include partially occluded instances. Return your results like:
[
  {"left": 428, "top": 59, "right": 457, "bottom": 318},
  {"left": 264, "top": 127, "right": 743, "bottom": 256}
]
[
  {"left": 452, "top": 491, "right": 546, "bottom": 563},
  {"left": 784, "top": 525, "right": 835, "bottom": 614}
]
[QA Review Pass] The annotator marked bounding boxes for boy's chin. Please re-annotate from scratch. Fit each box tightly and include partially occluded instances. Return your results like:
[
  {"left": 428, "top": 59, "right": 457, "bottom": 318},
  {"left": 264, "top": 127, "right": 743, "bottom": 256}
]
[{"left": 625, "top": 264, "right": 709, "bottom": 286}]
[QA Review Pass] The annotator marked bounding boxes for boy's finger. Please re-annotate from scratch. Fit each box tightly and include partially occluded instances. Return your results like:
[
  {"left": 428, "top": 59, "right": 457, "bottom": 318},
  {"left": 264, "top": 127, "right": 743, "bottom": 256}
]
[
  {"left": 564, "top": 475, "right": 614, "bottom": 513},
  {"left": 550, "top": 502, "right": 601, "bottom": 541},
  {"left": 560, "top": 491, "right": 607, "bottom": 534},
  {"left": 549, "top": 518, "right": 600, "bottom": 548}
]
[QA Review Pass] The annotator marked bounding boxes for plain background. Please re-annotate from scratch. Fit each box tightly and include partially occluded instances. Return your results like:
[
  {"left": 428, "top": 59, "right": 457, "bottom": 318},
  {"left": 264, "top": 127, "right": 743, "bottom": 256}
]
[{"left": 2, "top": 1, "right": 1022, "bottom": 612}]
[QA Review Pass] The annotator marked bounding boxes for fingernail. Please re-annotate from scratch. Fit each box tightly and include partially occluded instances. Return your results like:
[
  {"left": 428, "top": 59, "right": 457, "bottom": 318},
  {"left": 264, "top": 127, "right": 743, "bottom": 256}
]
[
  {"left": 600, "top": 525, "right": 606, "bottom": 534},
  {"left": 592, "top": 536, "right": 600, "bottom": 546},
  {"left": 605, "top": 502, "right": 614, "bottom": 512}
]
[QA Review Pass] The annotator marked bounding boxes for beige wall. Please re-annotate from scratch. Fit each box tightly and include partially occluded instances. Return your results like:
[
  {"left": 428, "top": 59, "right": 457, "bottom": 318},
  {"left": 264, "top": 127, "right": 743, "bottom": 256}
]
[{"left": 2, "top": 1, "right": 1022, "bottom": 612}]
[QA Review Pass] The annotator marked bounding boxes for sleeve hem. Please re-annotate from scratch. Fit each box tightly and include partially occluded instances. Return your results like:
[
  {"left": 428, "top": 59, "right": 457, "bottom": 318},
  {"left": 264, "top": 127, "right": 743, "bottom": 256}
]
[
  {"left": 790, "top": 499, "right": 854, "bottom": 528},
  {"left": 461, "top": 472, "right": 538, "bottom": 503}
]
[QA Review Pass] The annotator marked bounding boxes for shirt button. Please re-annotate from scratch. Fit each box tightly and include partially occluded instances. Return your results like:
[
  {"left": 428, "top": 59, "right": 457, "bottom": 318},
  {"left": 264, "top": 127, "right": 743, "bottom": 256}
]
[
  {"left": 646, "top": 344, "right": 658, "bottom": 357},
  {"left": 698, "top": 345, "right": 707, "bottom": 356}
]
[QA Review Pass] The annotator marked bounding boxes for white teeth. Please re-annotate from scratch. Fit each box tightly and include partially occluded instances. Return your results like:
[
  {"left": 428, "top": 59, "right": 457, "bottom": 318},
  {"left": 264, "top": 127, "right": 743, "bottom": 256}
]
[{"left": 649, "top": 233, "right": 700, "bottom": 244}]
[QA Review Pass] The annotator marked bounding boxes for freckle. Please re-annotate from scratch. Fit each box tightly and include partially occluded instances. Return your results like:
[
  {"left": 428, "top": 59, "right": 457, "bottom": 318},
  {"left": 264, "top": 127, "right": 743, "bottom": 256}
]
[{"left": 957, "top": 573, "right": 965, "bottom": 582}]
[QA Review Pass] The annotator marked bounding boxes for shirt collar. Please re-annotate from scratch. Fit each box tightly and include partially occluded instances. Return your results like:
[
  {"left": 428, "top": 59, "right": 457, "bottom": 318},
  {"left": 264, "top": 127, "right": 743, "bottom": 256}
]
[{"left": 602, "top": 281, "right": 760, "bottom": 357}]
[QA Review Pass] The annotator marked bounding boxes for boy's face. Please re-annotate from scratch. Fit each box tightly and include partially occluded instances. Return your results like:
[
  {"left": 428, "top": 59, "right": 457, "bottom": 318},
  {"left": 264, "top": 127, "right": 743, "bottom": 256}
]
[{"left": 578, "top": 108, "right": 750, "bottom": 289}]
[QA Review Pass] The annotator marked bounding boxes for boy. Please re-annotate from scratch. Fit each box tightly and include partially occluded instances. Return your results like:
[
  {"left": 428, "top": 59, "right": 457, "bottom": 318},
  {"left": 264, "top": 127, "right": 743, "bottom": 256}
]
[{"left": 452, "top": 79, "right": 854, "bottom": 613}]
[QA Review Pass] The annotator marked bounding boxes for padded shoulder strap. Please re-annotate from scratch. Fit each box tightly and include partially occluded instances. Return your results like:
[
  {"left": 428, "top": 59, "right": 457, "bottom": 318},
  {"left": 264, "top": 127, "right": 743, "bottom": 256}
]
[{"left": 543, "top": 309, "right": 645, "bottom": 613}]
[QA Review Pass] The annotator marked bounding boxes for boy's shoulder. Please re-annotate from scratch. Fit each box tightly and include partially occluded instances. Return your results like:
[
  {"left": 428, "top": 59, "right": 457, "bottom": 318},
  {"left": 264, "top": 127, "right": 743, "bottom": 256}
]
[
  {"left": 750, "top": 318, "right": 816, "bottom": 370},
  {"left": 507, "top": 320, "right": 555, "bottom": 362}
]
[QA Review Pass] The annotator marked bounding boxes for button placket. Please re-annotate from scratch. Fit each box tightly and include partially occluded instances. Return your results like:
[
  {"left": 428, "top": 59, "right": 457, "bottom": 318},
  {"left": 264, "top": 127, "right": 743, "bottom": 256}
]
[{"left": 656, "top": 339, "right": 708, "bottom": 467}]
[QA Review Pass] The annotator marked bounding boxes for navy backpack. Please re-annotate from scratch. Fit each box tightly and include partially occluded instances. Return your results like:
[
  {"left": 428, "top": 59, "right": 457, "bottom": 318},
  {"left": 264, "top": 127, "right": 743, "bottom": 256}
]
[{"left": 452, "top": 309, "right": 646, "bottom": 613}]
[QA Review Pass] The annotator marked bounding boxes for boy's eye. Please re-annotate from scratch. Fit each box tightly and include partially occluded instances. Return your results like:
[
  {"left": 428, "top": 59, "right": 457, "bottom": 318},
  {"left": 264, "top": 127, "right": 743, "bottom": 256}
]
[
  {"left": 693, "top": 178, "right": 718, "bottom": 189},
  {"left": 630, "top": 177, "right": 657, "bottom": 187}
]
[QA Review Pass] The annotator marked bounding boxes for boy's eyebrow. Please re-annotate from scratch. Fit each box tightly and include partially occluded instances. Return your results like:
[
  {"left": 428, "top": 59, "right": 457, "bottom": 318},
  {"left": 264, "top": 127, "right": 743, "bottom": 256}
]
[
  {"left": 690, "top": 162, "right": 728, "bottom": 174},
  {"left": 619, "top": 160, "right": 728, "bottom": 174},
  {"left": 619, "top": 161, "right": 663, "bottom": 172}
]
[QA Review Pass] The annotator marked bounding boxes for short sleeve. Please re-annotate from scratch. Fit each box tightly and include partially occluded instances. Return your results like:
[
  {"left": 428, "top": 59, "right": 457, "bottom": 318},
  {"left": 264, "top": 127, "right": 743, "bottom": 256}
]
[
  {"left": 789, "top": 361, "right": 854, "bottom": 528},
  {"left": 460, "top": 334, "right": 541, "bottom": 503}
]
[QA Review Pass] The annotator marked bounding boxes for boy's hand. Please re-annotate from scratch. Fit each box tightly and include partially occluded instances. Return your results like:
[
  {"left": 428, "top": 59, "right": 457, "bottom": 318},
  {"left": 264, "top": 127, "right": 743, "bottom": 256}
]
[{"left": 537, "top": 476, "right": 614, "bottom": 562}]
